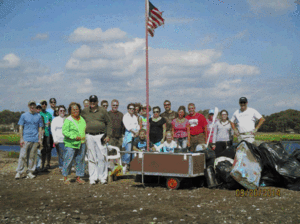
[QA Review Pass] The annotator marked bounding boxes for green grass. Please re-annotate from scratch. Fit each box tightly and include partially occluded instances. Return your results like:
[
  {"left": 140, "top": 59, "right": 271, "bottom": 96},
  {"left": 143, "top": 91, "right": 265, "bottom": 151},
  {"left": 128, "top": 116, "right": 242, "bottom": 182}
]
[
  {"left": 0, "top": 134, "right": 20, "bottom": 145},
  {"left": 233, "top": 133, "right": 300, "bottom": 143},
  {"left": 6, "top": 151, "right": 20, "bottom": 158}
]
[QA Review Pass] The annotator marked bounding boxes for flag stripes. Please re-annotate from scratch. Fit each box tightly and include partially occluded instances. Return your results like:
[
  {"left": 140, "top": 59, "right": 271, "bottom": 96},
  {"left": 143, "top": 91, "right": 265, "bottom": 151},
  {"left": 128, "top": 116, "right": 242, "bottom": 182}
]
[{"left": 147, "top": 1, "right": 164, "bottom": 37}]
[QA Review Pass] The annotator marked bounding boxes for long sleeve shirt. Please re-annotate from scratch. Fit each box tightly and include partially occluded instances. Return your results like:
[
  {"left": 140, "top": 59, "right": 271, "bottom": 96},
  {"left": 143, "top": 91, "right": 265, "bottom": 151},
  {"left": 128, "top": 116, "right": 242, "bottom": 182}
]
[
  {"left": 81, "top": 106, "right": 112, "bottom": 137},
  {"left": 51, "top": 116, "right": 65, "bottom": 143},
  {"left": 62, "top": 116, "right": 86, "bottom": 149},
  {"left": 122, "top": 113, "right": 140, "bottom": 132},
  {"left": 212, "top": 120, "right": 232, "bottom": 143}
]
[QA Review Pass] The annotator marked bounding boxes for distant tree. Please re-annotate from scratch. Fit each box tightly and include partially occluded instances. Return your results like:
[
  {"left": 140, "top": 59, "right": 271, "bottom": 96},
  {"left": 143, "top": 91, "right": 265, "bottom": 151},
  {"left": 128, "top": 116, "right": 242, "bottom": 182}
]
[{"left": 0, "top": 110, "right": 25, "bottom": 124}]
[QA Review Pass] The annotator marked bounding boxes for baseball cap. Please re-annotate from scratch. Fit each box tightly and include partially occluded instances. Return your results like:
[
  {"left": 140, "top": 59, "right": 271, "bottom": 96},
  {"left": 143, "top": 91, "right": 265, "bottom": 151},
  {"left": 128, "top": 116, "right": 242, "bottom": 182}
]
[
  {"left": 239, "top": 97, "right": 248, "bottom": 104},
  {"left": 36, "top": 103, "right": 42, "bottom": 108},
  {"left": 209, "top": 109, "right": 214, "bottom": 114},
  {"left": 28, "top": 100, "right": 36, "bottom": 106},
  {"left": 89, "top": 95, "right": 98, "bottom": 102},
  {"left": 40, "top": 99, "right": 47, "bottom": 104}
]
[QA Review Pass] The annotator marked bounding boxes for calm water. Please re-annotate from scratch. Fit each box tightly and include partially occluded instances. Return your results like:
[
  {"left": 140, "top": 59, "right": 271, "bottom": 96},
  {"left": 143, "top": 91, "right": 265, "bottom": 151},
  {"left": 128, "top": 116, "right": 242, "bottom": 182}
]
[
  {"left": 0, "top": 145, "right": 58, "bottom": 157},
  {"left": 0, "top": 141, "right": 299, "bottom": 157}
]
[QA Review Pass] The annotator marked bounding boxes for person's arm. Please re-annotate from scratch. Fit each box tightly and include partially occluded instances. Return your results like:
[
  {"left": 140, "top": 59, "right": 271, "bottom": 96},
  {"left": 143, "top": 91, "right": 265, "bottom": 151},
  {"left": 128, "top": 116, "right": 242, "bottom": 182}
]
[
  {"left": 38, "top": 126, "right": 43, "bottom": 145},
  {"left": 51, "top": 119, "right": 58, "bottom": 144},
  {"left": 212, "top": 123, "right": 217, "bottom": 150},
  {"left": 204, "top": 125, "right": 207, "bottom": 143},
  {"left": 156, "top": 143, "right": 164, "bottom": 152},
  {"left": 230, "top": 121, "right": 239, "bottom": 136},
  {"left": 139, "top": 116, "right": 143, "bottom": 131},
  {"left": 254, "top": 117, "right": 265, "bottom": 133},
  {"left": 62, "top": 120, "right": 80, "bottom": 141},
  {"left": 161, "top": 123, "right": 166, "bottom": 144},
  {"left": 132, "top": 145, "right": 139, "bottom": 151},
  {"left": 171, "top": 122, "right": 175, "bottom": 138},
  {"left": 19, "top": 125, "right": 24, "bottom": 147},
  {"left": 187, "top": 122, "right": 190, "bottom": 147},
  {"left": 104, "top": 111, "right": 112, "bottom": 143}
]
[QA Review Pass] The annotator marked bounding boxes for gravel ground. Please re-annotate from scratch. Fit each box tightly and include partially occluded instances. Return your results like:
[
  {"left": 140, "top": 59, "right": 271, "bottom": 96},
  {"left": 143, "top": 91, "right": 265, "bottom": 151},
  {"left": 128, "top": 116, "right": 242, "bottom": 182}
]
[{"left": 1, "top": 150, "right": 300, "bottom": 224}]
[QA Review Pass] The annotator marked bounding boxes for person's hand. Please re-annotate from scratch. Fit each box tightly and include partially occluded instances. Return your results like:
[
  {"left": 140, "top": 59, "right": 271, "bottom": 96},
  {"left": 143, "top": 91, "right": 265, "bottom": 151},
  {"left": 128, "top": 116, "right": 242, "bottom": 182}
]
[
  {"left": 187, "top": 141, "right": 190, "bottom": 147},
  {"left": 75, "top": 136, "right": 81, "bottom": 141},
  {"left": 251, "top": 128, "right": 258, "bottom": 135},
  {"left": 104, "top": 137, "right": 110, "bottom": 143},
  {"left": 212, "top": 145, "right": 216, "bottom": 150},
  {"left": 160, "top": 139, "right": 164, "bottom": 144},
  {"left": 54, "top": 141, "right": 59, "bottom": 145},
  {"left": 38, "top": 140, "right": 43, "bottom": 146},
  {"left": 20, "top": 139, "right": 25, "bottom": 147},
  {"left": 234, "top": 129, "right": 239, "bottom": 136},
  {"left": 47, "top": 121, "right": 51, "bottom": 126}
]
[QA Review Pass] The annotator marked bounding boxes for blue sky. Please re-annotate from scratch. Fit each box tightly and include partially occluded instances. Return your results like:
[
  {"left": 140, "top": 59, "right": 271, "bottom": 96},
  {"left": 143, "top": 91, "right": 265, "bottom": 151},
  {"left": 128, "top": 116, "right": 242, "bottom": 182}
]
[{"left": 0, "top": 0, "right": 299, "bottom": 116}]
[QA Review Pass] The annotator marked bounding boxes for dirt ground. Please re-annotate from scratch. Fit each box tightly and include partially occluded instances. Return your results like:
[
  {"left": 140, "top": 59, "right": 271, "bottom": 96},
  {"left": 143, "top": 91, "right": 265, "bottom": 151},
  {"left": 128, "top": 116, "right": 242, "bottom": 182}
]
[{"left": 1, "top": 151, "right": 300, "bottom": 224}]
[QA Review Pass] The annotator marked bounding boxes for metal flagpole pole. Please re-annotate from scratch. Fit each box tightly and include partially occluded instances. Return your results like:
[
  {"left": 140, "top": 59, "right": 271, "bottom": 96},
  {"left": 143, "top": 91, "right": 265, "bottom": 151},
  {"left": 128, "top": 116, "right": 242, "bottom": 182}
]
[{"left": 145, "top": 0, "right": 150, "bottom": 152}]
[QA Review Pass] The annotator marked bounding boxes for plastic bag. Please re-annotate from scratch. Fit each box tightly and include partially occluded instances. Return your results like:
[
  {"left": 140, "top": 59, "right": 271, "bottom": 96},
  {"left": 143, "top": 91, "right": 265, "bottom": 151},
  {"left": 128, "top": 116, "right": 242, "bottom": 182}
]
[
  {"left": 258, "top": 143, "right": 300, "bottom": 179},
  {"left": 259, "top": 168, "right": 283, "bottom": 187},
  {"left": 230, "top": 141, "right": 262, "bottom": 190},
  {"left": 215, "top": 160, "right": 241, "bottom": 190},
  {"left": 197, "top": 148, "right": 216, "bottom": 167},
  {"left": 291, "top": 149, "right": 300, "bottom": 162},
  {"left": 216, "top": 145, "right": 236, "bottom": 159}
]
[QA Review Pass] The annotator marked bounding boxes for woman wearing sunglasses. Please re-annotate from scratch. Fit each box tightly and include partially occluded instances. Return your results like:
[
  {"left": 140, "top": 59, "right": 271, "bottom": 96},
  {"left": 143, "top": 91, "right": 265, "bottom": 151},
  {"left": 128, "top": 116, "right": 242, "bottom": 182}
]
[
  {"left": 212, "top": 110, "right": 233, "bottom": 157},
  {"left": 122, "top": 103, "right": 140, "bottom": 170},
  {"left": 149, "top": 106, "right": 166, "bottom": 148},
  {"left": 51, "top": 105, "right": 67, "bottom": 170}
]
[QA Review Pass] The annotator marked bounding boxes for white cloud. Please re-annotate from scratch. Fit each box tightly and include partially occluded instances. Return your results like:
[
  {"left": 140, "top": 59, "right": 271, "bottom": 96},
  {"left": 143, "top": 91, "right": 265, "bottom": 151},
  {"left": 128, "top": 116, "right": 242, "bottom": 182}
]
[
  {"left": 204, "top": 62, "right": 260, "bottom": 77},
  {"left": 76, "top": 78, "right": 95, "bottom": 93},
  {"left": 36, "top": 72, "right": 63, "bottom": 84},
  {"left": 69, "top": 27, "right": 127, "bottom": 43},
  {"left": 247, "top": 0, "right": 295, "bottom": 15},
  {"left": 0, "top": 53, "right": 20, "bottom": 68},
  {"left": 31, "top": 33, "right": 49, "bottom": 40}
]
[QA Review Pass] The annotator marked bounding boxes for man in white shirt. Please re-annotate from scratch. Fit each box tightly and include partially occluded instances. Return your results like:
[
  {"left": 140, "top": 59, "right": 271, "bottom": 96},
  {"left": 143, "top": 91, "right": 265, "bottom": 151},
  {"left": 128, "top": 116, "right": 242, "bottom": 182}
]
[{"left": 231, "top": 97, "right": 265, "bottom": 143}]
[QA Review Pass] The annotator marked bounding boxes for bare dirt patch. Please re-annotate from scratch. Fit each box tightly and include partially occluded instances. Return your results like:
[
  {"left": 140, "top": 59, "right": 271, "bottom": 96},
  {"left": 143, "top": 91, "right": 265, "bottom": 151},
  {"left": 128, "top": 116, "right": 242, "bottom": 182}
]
[{"left": 1, "top": 151, "right": 300, "bottom": 224}]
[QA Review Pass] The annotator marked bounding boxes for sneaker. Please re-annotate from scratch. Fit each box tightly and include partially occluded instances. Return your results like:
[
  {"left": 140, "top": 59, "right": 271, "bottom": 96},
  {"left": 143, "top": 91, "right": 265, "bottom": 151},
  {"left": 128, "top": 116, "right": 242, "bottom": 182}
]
[
  {"left": 15, "top": 173, "right": 21, "bottom": 179},
  {"left": 46, "top": 164, "right": 51, "bottom": 169},
  {"left": 100, "top": 180, "right": 107, "bottom": 185},
  {"left": 27, "top": 173, "right": 36, "bottom": 179},
  {"left": 64, "top": 177, "right": 71, "bottom": 185},
  {"left": 90, "top": 180, "right": 96, "bottom": 185},
  {"left": 76, "top": 177, "right": 85, "bottom": 184}
]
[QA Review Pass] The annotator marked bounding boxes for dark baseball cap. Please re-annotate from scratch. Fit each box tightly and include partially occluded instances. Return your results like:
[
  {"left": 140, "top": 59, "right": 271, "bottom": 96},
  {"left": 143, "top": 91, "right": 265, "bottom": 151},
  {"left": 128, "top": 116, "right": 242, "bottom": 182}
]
[
  {"left": 89, "top": 95, "right": 98, "bottom": 102},
  {"left": 239, "top": 97, "right": 248, "bottom": 104}
]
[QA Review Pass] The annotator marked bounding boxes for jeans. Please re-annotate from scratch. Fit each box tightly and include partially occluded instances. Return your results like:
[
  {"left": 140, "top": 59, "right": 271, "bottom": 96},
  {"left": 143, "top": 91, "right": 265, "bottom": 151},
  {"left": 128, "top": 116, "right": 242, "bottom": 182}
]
[
  {"left": 174, "top": 137, "right": 187, "bottom": 148},
  {"left": 56, "top": 143, "right": 65, "bottom": 169},
  {"left": 62, "top": 144, "right": 86, "bottom": 177},
  {"left": 122, "top": 142, "right": 132, "bottom": 165}
]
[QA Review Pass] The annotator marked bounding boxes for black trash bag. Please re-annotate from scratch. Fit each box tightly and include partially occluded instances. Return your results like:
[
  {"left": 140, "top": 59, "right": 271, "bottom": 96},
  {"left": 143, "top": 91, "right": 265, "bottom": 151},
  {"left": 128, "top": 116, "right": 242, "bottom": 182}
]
[
  {"left": 215, "top": 160, "right": 241, "bottom": 190},
  {"left": 259, "top": 168, "right": 284, "bottom": 187},
  {"left": 285, "top": 178, "right": 300, "bottom": 191},
  {"left": 291, "top": 149, "right": 300, "bottom": 162},
  {"left": 197, "top": 149, "right": 216, "bottom": 167},
  {"left": 258, "top": 142, "right": 300, "bottom": 180},
  {"left": 216, "top": 145, "right": 237, "bottom": 159}
]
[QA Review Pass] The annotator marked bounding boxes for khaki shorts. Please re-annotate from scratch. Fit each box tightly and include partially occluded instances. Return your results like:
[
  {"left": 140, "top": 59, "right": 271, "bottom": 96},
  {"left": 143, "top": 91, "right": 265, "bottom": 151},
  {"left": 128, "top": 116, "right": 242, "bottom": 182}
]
[{"left": 190, "top": 133, "right": 205, "bottom": 152}]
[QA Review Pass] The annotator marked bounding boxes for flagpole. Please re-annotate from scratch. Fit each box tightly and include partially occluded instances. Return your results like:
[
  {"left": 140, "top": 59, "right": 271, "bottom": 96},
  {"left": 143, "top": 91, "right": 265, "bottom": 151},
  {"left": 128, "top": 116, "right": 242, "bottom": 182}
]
[{"left": 145, "top": 0, "right": 150, "bottom": 152}]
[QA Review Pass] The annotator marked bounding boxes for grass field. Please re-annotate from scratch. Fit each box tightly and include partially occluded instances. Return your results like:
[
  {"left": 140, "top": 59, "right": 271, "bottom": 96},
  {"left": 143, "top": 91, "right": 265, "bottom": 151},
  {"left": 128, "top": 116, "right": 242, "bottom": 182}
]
[
  {"left": 1, "top": 132, "right": 300, "bottom": 146},
  {"left": 0, "top": 134, "right": 20, "bottom": 145}
]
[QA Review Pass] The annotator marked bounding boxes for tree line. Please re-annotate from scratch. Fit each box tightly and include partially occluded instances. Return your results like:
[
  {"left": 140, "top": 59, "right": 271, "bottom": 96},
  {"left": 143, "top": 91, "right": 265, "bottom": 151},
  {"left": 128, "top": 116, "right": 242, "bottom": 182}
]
[{"left": 0, "top": 109, "right": 299, "bottom": 133}]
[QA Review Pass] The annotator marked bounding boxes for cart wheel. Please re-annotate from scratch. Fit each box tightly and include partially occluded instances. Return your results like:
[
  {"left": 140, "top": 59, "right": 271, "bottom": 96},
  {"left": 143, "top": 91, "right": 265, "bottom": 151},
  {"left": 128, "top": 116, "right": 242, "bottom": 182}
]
[{"left": 166, "top": 177, "right": 180, "bottom": 190}]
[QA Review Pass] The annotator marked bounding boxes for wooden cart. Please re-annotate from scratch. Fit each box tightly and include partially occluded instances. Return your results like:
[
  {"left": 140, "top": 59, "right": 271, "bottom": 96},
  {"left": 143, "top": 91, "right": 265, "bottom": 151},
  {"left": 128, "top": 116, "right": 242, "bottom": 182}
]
[{"left": 128, "top": 152, "right": 206, "bottom": 190}]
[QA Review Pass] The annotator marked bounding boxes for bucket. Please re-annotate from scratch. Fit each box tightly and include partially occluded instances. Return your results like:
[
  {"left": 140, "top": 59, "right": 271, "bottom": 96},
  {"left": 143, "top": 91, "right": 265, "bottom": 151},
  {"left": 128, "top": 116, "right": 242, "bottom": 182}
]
[{"left": 204, "top": 165, "right": 219, "bottom": 188}]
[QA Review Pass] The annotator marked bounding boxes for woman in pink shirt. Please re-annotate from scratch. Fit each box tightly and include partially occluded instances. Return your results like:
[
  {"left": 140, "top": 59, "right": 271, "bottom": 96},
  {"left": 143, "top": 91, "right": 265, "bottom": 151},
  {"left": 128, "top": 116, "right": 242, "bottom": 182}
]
[{"left": 171, "top": 106, "right": 190, "bottom": 149}]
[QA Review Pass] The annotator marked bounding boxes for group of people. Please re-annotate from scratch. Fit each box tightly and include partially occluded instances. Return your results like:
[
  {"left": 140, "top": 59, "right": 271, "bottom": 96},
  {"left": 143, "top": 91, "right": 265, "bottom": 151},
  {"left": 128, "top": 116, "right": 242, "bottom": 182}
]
[{"left": 15, "top": 95, "right": 265, "bottom": 185}]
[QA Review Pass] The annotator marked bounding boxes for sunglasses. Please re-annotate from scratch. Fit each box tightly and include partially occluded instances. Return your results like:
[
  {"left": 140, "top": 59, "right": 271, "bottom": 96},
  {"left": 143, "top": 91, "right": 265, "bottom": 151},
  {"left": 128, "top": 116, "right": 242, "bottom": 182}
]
[
  {"left": 153, "top": 111, "right": 160, "bottom": 113},
  {"left": 142, "top": 108, "right": 147, "bottom": 110},
  {"left": 59, "top": 110, "right": 65, "bottom": 112},
  {"left": 129, "top": 107, "right": 134, "bottom": 110},
  {"left": 41, "top": 102, "right": 47, "bottom": 105},
  {"left": 112, "top": 104, "right": 119, "bottom": 107},
  {"left": 50, "top": 101, "right": 56, "bottom": 104},
  {"left": 103, "top": 105, "right": 108, "bottom": 107}
]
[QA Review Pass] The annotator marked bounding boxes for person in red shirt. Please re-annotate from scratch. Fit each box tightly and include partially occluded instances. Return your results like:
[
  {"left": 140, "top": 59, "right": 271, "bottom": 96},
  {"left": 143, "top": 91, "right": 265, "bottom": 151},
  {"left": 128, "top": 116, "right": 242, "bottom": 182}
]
[{"left": 186, "top": 103, "right": 208, "bottom": 152}]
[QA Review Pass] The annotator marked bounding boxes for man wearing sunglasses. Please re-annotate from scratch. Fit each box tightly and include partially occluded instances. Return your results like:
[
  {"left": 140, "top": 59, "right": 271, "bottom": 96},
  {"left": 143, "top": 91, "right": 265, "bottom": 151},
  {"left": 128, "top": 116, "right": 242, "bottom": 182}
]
[
  {"left": 231, "top": 97, "right": 265, "bottom": 144},
  {"left": 161, "top": 100, "right": 178, "bottom": 132},
  {"left": 101, "top": 100, "right": 109, "bottom": 111},
  {"left": 81, "top": 95, "right": 112, "bottom": 185},
  {"left": 108, "top": 99, "right": 124, "bottom": 152},
  {"left": 15, "top": 101, "right": 43, "bottom": 179},
  {"left": 39, "top": 99, "right": 53, "bottom": 171},
  {"left": 46, "top": 98, "right": 57, "bottom": 117}
]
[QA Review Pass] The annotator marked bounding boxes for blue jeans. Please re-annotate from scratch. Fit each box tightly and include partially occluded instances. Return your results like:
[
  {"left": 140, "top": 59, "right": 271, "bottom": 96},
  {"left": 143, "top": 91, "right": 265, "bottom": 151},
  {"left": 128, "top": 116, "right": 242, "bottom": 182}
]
[
  {"left": 122, "top": 142, "right": 132, "bottom": 165},
  {"left": 62, "top": 144, "right": 86, "bottom": 177},
  {"left": 56, "top": 143, "right": 65, "bottom": 169}
]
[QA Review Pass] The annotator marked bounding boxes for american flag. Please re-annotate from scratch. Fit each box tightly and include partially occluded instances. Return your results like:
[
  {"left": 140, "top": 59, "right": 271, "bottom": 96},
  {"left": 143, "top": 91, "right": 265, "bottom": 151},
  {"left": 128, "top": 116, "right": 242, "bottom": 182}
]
[{"left": 147, "top": 1, "right": 164, "bottom": 37}]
